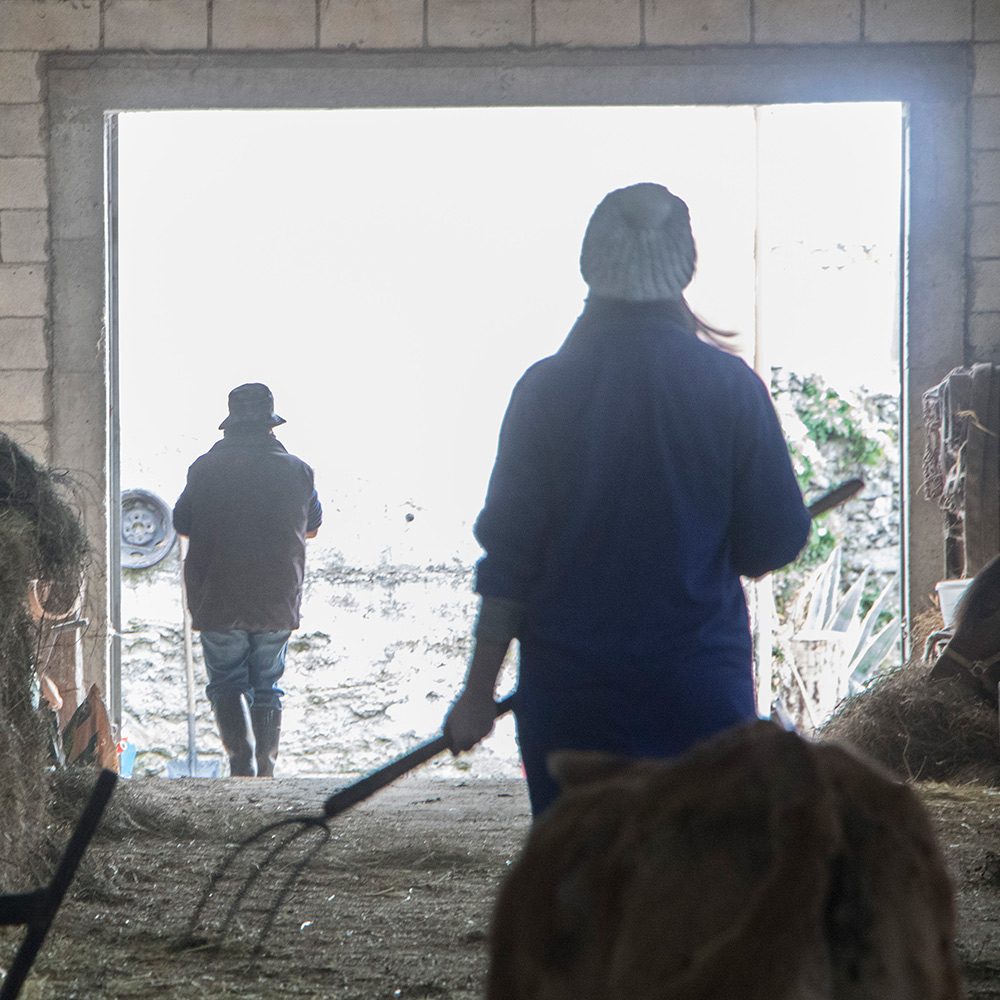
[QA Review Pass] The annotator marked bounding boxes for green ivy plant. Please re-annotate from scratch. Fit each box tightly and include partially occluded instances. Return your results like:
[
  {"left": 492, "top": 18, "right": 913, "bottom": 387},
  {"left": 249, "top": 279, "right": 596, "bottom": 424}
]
[{"left": 769, "top": 371, "right": 897, "bottom": 617}]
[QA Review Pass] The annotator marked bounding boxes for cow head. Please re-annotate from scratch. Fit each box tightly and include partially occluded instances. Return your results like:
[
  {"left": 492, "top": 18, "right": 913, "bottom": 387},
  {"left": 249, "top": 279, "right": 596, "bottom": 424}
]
[{"left": 930, "top": 554, "right": 1000, "bottom": 706}]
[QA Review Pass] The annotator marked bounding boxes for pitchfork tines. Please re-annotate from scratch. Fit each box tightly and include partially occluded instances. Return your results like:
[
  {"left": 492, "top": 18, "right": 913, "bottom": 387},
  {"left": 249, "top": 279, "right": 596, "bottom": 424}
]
[{"left": 177, "top": 696, "right": 514, "bottom": 955}]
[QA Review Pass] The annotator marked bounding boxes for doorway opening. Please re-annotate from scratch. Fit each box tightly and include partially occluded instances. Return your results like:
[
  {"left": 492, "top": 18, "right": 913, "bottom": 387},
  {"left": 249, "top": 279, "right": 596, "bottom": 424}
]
[{"left": 111, "top": 103, "right": 904, "bottom": 774}]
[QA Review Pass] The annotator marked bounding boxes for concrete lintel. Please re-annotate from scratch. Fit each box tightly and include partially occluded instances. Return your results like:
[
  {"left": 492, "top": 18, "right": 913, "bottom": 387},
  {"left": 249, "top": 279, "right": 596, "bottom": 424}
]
[{"left": 46, "top": 44, "right": 971, "bottom": 116}]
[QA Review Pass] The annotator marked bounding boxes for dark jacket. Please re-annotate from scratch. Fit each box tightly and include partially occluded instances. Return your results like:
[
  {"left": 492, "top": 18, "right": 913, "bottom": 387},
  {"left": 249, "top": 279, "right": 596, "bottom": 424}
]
[
  {"left": 474, "top": 297, "right": 811, "bottom": 669},
  {"left": 173, "top": 431, "right": 322, "bottom": 632}
]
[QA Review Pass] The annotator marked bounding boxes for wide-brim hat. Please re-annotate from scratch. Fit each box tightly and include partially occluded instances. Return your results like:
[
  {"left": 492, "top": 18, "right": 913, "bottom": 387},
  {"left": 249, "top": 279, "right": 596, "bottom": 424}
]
[
  {"left": 219, "top": 382, "right": 286, "bottom": 430},
  {"left": 580, "top": 182, "right": 697, "bottom": 302}
]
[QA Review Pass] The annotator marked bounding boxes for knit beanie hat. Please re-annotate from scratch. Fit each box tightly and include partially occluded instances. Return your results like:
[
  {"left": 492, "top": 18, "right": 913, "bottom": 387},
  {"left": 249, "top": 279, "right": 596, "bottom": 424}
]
[{"left": 580, "top": 183, "right": 697, "bottom": 302}]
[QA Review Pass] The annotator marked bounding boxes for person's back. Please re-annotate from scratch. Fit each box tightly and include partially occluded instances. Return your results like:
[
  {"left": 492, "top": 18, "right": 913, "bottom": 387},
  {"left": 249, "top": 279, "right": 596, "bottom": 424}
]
[
  {"left": 173, "top": 383, "right": 322, "bottom": 777},
  {"left": 476, "top": 296, "right": 808, "bottom": 666},
  {"left": 178, "top": 427, "right": 317, "bottom": 632},
  {"left": 446, "top": 183, "right": 812, "bottom": 815}
]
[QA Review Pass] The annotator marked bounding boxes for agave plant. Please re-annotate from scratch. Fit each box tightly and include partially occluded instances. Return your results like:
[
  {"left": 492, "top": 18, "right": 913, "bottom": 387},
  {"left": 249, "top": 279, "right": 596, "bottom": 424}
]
[{"left": 794, "top": 545, "right": 900, "bottom": 695}]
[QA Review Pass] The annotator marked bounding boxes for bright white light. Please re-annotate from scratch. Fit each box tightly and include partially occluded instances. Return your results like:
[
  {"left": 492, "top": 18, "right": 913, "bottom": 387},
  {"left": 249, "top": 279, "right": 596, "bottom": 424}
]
[{"left": 117, "top": 103, "right": 901, "bottom": 569}]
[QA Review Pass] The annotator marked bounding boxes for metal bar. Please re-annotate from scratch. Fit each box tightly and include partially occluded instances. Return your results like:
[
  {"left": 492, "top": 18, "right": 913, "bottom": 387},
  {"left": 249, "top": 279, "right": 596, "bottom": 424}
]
[
  {"left": 105, "top": 111, "right": 123, "bottom": 735},
  {"left": 0, "top": 770, "right": 117, "bottom": 1000}
]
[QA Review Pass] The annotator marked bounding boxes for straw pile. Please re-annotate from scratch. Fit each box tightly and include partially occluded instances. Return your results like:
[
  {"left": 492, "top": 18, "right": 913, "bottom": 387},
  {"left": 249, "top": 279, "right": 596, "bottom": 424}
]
[
  {"left": 0, "top": 434, "right": 87, "bottom": 887},
  {"left": 820, "top": 612, "right": 1000, "bottom": 785}
]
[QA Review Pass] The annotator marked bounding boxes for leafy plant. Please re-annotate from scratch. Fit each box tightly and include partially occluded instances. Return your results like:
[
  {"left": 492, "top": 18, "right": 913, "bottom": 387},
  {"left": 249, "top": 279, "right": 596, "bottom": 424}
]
[
  {"left": 793, "top": 381, "right": 886, "bottom": 470},
  {"left": 795, "top": 545, "right": 900, "bottom": 694},
  {"left": 768, "top": 371, "right": 900, "bottom": 623}
]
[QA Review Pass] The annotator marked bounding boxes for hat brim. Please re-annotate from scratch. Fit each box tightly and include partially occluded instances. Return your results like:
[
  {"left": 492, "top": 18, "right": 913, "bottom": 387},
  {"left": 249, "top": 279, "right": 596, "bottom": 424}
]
[{"left": 219, "top": 413, "right": 286, "bottom": 430}]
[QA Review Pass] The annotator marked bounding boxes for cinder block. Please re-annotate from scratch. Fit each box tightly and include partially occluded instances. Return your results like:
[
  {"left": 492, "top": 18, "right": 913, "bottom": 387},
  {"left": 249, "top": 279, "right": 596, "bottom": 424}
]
[
  {"left": 977, "top": 0, "right": 1000, "bottom": 41},
  {"left": 865, "top": 0, "right": 971, "bottom": 42},
  {"left": 755, "top": 0, "right": 859, "bottom": 42},
  {"left": 0, "top": 210, "right": 48, "bottom": 262},
  {"left": 646, "top": 0, "right": 750, "bottom": 44},
  {"left": 973, "top": 150, "right": 1000, "bottom": 202},
  {"left": 973, "top": 259, "right": 1000, "bottom": 311},
  {"left": 212, "top": 0, "right": 315, "bottom": 48},
  {"left": 976, "top": 43, "right": 1000, "bottom": 94},
  {"left": 0, "top": 264, "right": 46, "bottom": 316},
  {"left": 972, "top": 204, "right": 1000, "bottom": 258},
  {"left": 0, "top": 317, "right": 47, "bottom": 368},
  {"left": 535, "top": 0, "right": 640, "bottom": 46},
  {"left": 427, "top": 0, "right": 531, "bottom": 47},
  {"left": 319, "top": 0, "right": 424, "bottom": 48},
  {"left": 0, "top": 53, "right": 42, "bottom": 103},
  {"left": 970, "top": 313, "right": 1000, "bottom": 360},
  {"left": 972, "top": 96, "right": 1000, "bottom": 149},
  {"left": 0, "top": 0, "right": 100, "bottom": 51},
  {"left": 0, "top": 371, "right": 46, "bottom": 423},
  {"left": 104, "top": 0, "right": 209, "bottom": 50},
  {"left": 970, "top": 313, "right": 1000, "bottom": 362},
  {"left": 0, "top": 159, "right": 47, "bottom": 210},
  {"left": 0, "top": 105, "right": 44, "bottom": 157},
  {"left": 0, "top": 423, "right": 51, "bottom": 464}
]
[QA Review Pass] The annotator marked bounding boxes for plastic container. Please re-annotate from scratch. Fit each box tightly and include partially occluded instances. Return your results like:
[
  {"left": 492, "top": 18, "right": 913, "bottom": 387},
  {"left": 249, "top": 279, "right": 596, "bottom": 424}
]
[
  {"left": 116, "top": 738, "right": 137, "bottom": 779},
  {"left": 936, "top": 579, "right": 972, "bottom": 629}
]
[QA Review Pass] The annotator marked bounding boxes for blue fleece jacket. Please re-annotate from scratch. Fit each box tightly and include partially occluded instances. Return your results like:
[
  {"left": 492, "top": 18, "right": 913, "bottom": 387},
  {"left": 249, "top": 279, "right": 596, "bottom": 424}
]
[{"left": 475, "top": 297, "right": 811, "bottom": 672}]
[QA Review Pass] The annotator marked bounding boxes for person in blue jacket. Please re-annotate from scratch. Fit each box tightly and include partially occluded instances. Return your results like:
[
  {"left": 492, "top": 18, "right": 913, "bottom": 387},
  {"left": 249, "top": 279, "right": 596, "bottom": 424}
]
[{"left": 444, "top": 182, "right": 812, "bottom": 816}]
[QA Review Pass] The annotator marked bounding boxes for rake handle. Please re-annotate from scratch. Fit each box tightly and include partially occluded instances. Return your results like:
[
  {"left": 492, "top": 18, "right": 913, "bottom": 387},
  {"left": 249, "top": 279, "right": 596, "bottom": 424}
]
[
  {"left": 323, "top": 694, "right": 516, "bottom": 820},
  {"left": 807, "top": 478, "right": 864, "bottom": 519}
]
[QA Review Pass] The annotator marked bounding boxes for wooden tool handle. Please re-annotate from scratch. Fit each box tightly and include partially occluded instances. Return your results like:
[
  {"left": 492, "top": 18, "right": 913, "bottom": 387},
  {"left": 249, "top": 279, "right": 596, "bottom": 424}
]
[{"left": 323, "top": 694, "right": 516, "bottom": 820}]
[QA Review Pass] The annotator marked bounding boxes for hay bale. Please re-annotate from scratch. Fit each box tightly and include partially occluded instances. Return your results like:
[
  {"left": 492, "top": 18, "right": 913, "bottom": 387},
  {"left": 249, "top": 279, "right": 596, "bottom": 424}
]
[
  {"left": 0, "top": 435, "right": 87, "bottom": 889},
  {"left": 820, "top": 613, "right": 1000, "bottom": 785}
]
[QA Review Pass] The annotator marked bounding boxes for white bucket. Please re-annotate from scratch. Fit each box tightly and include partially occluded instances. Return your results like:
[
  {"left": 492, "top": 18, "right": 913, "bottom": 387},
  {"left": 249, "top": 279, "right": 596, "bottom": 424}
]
[{"left": 936, "top": 579, "right": 972, "bottom": 629}]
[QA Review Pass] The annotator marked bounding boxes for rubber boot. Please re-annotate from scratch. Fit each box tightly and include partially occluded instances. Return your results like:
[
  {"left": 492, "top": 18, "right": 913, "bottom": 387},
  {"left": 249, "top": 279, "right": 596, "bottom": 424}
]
[
  {"left": 251, "top": 705, "right": 281, "bottom": 778},
  {"left": 213, "top": 692, "right": 256, "bottom": 776}
]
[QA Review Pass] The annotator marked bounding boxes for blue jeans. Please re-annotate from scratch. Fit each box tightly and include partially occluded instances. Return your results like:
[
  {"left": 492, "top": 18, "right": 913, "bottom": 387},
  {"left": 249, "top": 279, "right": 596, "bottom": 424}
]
[{"left": 200, "top": 630, "right": 290, "bottom": 711}]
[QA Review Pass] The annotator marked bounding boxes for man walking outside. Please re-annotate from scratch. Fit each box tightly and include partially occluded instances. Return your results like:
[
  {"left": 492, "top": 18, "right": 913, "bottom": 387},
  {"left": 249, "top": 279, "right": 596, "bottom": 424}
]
[{"left": 173, "top": 383, "right": 322, "bottom": 777}]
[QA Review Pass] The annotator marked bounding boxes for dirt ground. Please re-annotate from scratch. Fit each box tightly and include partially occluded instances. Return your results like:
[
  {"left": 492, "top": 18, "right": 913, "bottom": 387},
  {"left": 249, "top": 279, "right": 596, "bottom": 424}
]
[{"left": 4, "top": 772, "right": 1000, "bottom": 1000}]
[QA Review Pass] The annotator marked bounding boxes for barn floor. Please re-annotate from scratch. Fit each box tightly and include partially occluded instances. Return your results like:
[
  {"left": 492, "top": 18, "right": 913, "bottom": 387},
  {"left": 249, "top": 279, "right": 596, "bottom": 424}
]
[{"left": 3, "top": 774, "right": 1000, "bottom": 999}]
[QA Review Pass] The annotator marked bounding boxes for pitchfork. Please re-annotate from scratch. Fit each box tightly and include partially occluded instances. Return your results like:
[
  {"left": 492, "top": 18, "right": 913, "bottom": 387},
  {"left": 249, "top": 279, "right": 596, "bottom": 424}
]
[
  {"left": 179, "top": 478, "right": 863, "bottom": 953},
  {"left": 178, "top": 695, "right": 516, "bottom": 954}
]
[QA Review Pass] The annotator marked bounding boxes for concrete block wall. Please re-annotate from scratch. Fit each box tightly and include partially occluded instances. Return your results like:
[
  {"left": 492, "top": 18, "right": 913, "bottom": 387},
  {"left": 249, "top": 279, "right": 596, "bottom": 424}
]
[
  {"left": 974, "top": 18, "right": 1000, "bottom": 364},
  {"left": 0, "top": 0, "right": 995, "bottom": 694},
  {"left": 2, "top": 0, "right": 993, "bottom": 456}
]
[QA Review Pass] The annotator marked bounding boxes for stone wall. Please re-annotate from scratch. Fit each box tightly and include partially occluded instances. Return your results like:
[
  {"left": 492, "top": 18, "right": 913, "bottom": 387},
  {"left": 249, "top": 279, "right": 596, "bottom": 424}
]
[
  {"left": 0, "top": 0, "right": 995, "bottom": 705},
  {"left": 120, "top": 548, "right": 522, "bottom": 778}
]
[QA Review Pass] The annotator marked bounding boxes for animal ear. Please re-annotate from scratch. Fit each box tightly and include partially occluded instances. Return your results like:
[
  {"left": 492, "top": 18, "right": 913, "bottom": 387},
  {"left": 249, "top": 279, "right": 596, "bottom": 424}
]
[{"left": 547, "top": 750, "right": 633, "bottom": 791}]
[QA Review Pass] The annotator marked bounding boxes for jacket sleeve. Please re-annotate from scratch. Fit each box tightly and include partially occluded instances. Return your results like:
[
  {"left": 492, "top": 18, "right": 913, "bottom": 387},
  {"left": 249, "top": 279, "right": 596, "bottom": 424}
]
[
  {"left": 729, "top": 373, "right": 812, "bottom": 578},
  {"left": 172, "top": 484, "right": 193, "bottom": 536},
  {"left": 473, "top": 374, "right": 554, "bottom": 604},
  {"left": 306, "top": 489, "right": 323, "bottom": 533}
]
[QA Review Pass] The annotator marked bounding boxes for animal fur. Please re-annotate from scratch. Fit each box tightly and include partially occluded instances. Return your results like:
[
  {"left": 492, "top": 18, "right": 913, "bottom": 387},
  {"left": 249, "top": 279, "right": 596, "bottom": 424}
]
[{"left": 488, "top": 720, "right": 961, "bottom": 1000}]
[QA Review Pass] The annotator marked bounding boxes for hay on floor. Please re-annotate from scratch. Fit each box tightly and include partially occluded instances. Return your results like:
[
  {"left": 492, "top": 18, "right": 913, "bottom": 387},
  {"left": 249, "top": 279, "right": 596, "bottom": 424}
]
[
  {"left": 0, "top": 434, "right": 88, "bottom": 889},
  {"left": 821, "top": 612, "right": 1000, "bottom": 785}
]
